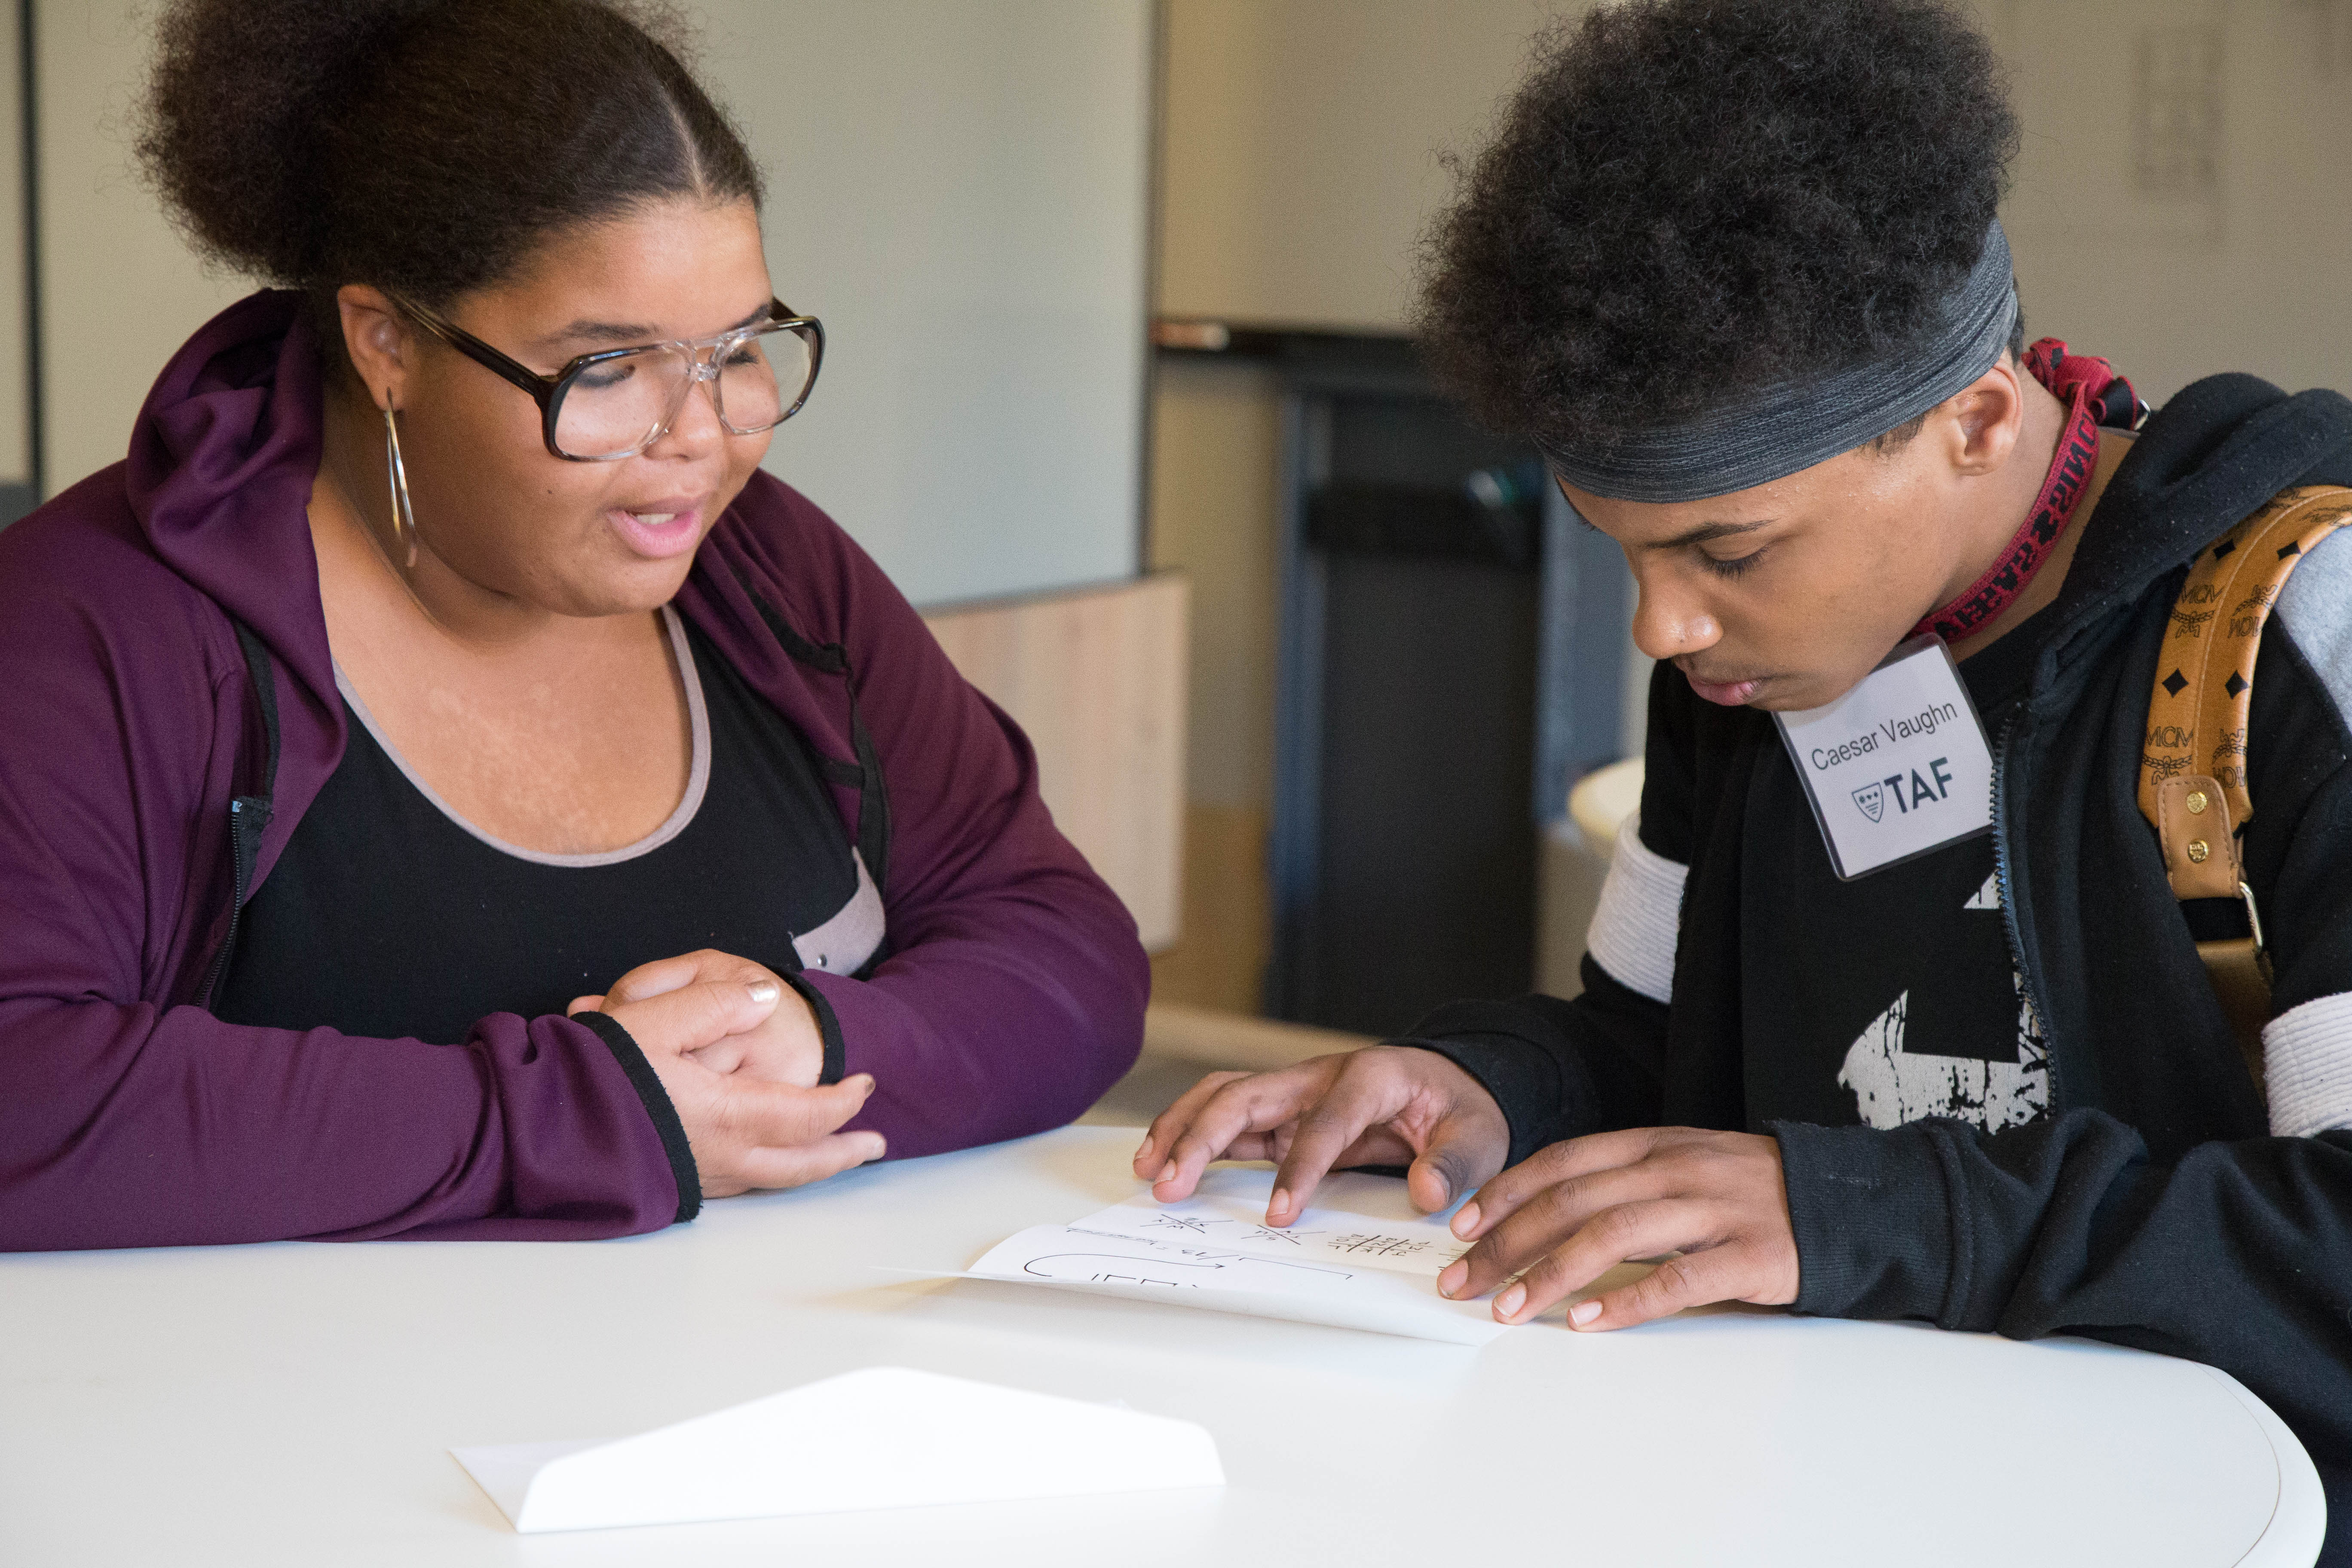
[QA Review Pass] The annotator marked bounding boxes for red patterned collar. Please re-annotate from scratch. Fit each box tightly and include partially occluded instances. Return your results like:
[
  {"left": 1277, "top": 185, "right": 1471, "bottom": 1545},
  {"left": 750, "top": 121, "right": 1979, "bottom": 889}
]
[{"left": 1911, "top": 340, "right": 2144, "bottom": 643}]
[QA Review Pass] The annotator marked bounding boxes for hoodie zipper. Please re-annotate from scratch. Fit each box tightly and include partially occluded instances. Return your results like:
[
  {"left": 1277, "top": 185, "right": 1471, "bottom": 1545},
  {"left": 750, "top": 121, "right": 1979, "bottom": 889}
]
[
  {"left": 1989, "top": 712, "right": 2055, "bottom": 1062},
  {"left": 200, "top": 795, "right": 270, "bottom": 1008},
  {"left": 201, "top": 623, "right": 281, "bottom": 1011}
]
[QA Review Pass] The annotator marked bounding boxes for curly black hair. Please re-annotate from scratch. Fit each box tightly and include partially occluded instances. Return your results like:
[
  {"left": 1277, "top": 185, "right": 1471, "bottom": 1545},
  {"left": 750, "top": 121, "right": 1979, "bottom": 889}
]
[
  {"left": 135, "top": 0, "right": 762, "bottom": 362},
  {"left": 1415, "top": 0, "right": 2020, "bottom": 452}
]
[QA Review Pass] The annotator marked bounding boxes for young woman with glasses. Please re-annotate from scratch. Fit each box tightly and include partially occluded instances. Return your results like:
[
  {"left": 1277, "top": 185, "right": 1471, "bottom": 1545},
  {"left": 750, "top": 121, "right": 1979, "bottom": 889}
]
[{"left": 0, "top": 0, "right": 1148, "bottom": 1247}]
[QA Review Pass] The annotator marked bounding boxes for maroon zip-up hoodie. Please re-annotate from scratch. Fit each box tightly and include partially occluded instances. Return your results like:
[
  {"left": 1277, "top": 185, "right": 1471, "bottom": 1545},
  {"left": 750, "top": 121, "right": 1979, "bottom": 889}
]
[{"left": 0, "top": 291, "right": 1148, "bottom": 1248}]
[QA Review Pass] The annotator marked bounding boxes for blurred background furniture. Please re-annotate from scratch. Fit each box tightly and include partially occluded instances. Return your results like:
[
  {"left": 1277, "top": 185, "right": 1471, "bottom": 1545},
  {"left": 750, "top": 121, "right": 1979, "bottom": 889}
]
[{"left": 1185, "top": 331, "right": 1636, "bottom": 1040}]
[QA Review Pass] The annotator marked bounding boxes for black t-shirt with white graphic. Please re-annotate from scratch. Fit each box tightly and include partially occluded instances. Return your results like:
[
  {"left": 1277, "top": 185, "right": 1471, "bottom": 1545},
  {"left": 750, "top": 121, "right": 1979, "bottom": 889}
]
[{"left": 1739, "top": 616, "right": 2056, "bottom": 1133}]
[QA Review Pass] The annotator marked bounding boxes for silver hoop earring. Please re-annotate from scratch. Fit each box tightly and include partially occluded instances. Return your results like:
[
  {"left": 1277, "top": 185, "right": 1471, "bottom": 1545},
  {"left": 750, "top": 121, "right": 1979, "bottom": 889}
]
[{"left": 382, "top": 404, "right": 419, "bottom": 570}]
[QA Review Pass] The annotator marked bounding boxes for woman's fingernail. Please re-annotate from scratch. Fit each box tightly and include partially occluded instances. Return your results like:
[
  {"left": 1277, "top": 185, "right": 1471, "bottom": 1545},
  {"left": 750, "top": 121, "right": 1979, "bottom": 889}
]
[
  {"left": 1269, "top": 1189, "right": 1291, "bottom": 1219},
  {"left": 747, "top": 980, "right": 781, "bottom": 1004},
  {"left": 1495, "top": 1284, "right": 1526, "bottom": 1321},
  {"left": 1437, "top": 1262, "right": 1466, "bottom": 1298},
  {"left": 1157, "top": 1161, "right": 1175, "bottom": 1183},
  {"left": 1133, "top": 1136, "right": 1153, "bottom": 1163},
  {"left": 864, "top": 1134, "right": 888, "bottom": 1161},
  {"left": 1452, "top": 1201, "right": 1481, "bottom": 1237},
  {"left": 1571, "top": 1299, "right": 1602, "bottom": 1328},
  {"left": 849, "top": 1073, "right": 876, "bottom": 1095}
]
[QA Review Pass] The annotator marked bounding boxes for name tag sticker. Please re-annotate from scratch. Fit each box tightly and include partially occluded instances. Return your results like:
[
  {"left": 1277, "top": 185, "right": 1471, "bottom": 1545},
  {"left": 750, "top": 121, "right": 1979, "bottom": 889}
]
[{"left": 1772, "top": 634, "right": 1994, "bottom": 880}]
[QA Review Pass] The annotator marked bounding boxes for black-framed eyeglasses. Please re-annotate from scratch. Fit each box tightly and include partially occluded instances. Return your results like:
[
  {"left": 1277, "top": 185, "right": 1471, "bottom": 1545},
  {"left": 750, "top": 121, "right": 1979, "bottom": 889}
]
[{"left": 391, "top": 294, "right": 825, "bottom": 462}]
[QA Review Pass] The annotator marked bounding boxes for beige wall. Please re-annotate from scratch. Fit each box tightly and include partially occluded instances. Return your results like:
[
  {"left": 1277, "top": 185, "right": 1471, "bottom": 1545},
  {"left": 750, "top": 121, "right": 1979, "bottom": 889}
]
[
  {"left": 32, "top": 4, "right": 245, "bottom": 497},
  {"left": 1158, "top": 0, "right": 1567, "bottom": 331},
  {"left": 0, "top": 12, "right": 30, "bottom": 486},
  {"left": 1976, "top": 0, "right": 2352, "bottom": 404}
]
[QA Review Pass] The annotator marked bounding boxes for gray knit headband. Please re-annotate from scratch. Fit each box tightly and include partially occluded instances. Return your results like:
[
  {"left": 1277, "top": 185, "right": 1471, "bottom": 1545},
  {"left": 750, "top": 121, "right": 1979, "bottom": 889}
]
[{"left": 1538, "top": 220, "right": 2021, "bottom": 503}]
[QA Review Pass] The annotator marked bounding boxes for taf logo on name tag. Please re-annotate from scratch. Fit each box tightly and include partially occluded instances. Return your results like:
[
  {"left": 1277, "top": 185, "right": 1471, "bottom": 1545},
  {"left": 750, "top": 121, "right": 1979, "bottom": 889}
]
[{"left": 1773, "top": 634, "right": 1994, "bottom": 879}]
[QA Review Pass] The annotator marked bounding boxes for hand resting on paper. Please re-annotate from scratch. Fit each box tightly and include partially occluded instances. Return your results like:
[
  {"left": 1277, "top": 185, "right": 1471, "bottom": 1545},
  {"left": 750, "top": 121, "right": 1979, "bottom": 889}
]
[
  {"left": 1436, "top": 1127, "right": 1799, "bottom": 1330},
  {"left": 1132, "top": 1047, "right": 1510, "bottom": 1227},
  {"left": 567, "top": 957, "right": 882, "bottom": 1197}
]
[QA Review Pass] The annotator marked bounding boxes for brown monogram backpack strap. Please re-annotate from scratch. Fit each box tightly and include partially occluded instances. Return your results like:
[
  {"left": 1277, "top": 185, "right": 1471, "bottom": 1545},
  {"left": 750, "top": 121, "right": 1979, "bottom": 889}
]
[{"left": 2138, "top": 485, "right": 2352, "bottom": 1085}]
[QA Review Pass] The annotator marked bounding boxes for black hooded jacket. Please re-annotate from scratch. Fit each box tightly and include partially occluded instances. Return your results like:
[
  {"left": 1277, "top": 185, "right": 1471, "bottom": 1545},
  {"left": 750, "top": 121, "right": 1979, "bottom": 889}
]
[{"left": 1409, "top": 374, "right": 2352, "bottom": 1558}]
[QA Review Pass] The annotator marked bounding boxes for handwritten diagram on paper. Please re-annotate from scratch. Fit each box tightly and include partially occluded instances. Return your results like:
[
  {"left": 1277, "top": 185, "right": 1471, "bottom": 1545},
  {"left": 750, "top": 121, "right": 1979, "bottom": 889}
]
[
  {"left": 1016, "top": 1232, "right": 1360, "bottom": 1294},
  {"left": 1069, "top": 1167, "right": 1470, "bottom": 1276},
  {"left": 954, "top": 1167, "right": 1509, "bottom": 1344}
]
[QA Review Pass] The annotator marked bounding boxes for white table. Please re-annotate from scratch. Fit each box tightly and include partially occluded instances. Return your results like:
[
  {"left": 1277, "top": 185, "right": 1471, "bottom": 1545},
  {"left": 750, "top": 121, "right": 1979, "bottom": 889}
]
[{"left": 0, "top": 1126, "right": 2324, "bottom": 1566}]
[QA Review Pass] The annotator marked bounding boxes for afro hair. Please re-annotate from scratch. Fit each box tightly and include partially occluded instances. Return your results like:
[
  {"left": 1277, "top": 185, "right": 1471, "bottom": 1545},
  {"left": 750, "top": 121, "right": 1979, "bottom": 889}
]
[{"left": 1415, "top": 0, "right": 2020, "bottom": 451}]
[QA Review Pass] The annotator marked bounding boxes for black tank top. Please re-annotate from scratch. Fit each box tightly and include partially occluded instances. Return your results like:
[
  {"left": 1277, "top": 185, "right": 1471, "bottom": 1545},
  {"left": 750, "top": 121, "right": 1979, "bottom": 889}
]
[{"left": 216, "top": 609, "right": 885, "bottom": 1044}]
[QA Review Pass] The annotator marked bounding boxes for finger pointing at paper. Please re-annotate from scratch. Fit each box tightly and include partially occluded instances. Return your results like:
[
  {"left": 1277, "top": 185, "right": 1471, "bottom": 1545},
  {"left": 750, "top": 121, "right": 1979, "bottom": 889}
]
[{"left": 1132, "top": 1047, "right": 1510, "bottom": 1224}]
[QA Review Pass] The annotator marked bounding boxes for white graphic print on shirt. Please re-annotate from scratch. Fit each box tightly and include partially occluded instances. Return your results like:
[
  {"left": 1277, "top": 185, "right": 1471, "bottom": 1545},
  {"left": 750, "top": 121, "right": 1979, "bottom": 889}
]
[{"left": 1837, "top": 872, "right": 2051, "bottom": 1132}]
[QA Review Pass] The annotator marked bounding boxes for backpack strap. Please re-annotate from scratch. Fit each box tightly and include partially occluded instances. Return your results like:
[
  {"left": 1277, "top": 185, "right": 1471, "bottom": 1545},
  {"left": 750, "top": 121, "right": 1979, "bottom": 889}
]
[{"left": 2138, "top": 485, "right": 2352, "bottom": 1083}]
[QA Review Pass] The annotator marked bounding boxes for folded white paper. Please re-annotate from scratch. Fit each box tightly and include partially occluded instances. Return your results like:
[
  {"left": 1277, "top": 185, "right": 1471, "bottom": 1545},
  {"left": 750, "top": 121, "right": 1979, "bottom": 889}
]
[
  {"left": 938, "top": 1167, "right": 1510, "bottom": 1345},
  {"left": 451, "top": 1366, "right": 1223, "bottom": 1534}
]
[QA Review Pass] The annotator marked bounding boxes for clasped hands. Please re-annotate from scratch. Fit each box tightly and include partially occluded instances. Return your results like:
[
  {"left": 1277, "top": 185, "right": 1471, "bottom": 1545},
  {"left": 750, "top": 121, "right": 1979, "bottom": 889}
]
[
  {"left": 568, "top": 949, "right": 884, "bottom": 1197},
  {"left": 1131, "top": 1048, "right": 1798, "bottom": 1329}
]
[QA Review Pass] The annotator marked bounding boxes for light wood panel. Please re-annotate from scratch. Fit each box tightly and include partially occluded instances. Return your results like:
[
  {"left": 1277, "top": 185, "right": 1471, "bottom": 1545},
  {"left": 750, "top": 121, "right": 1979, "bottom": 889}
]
[
  {"left": 924, "top": 573, "right": 1188, "bottom": 951},
  {"left": 1141, "top": 1001, "right": 1368, "bottom": 1072},
  {"left": 1148, "top": 799, "right": 1272, "bottom": 1014},
  {"left": 1079, "top": 1000, "right": 1371, "bottom": 1127}
]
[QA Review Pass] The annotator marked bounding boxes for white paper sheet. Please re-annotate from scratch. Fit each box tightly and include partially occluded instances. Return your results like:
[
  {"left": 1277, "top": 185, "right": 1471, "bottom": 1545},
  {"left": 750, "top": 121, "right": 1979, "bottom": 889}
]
[
  {"left": 940, "top": 1167, "right": 1510, "bottom": 1345},
  {"left": 450, "top": 1366, "right": 1223, "bottom": 1534}
]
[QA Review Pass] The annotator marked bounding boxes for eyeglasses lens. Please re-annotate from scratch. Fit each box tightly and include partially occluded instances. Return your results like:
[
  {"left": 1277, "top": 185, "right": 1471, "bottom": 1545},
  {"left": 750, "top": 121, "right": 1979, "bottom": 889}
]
[{"left": 552, "top": 325, "right": 817, "bottom": 459}]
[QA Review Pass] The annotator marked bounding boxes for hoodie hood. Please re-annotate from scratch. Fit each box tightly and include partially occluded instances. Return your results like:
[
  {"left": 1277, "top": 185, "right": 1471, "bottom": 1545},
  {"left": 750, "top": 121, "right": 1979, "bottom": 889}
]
[
  {"left": 124, "top": 290, "right": 339, "bottom": 732},
  {"left": 2054, "top": 373, "right": 2352, "bottom": 647}
]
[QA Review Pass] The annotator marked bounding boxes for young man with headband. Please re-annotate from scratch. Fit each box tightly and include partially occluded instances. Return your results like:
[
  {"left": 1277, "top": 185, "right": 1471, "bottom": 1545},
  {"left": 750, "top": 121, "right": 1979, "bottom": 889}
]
[{"left": 1138, "top": 0, "right": 2352, "bottom": 1546}]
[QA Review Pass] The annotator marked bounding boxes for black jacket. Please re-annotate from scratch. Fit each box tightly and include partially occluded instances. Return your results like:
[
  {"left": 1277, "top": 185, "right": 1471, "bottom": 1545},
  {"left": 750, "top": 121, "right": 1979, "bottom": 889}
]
[{"left": 1411, "top": 374, "right": 2352, "bottom": 1557}]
